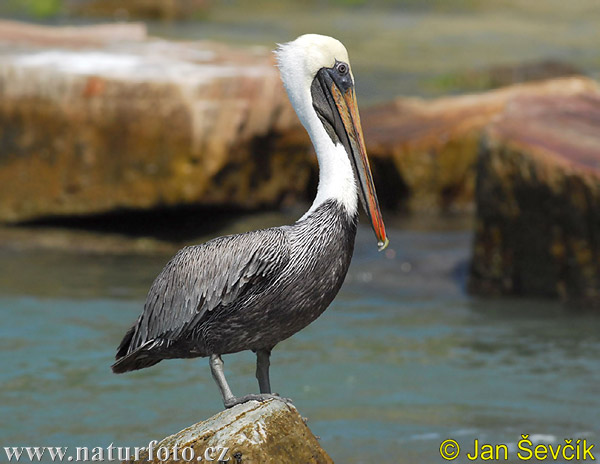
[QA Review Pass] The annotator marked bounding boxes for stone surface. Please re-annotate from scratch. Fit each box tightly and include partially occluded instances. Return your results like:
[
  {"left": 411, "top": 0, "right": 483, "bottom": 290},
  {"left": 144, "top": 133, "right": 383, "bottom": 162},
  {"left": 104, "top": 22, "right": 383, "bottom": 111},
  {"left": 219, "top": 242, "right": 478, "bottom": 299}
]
[
  {"left": 468, "top": 92, "right": 600, "bottom": 306},
  {"left": 362, "top": 77, "right": 599, "bottom": 213},
  {"left": 124, "top": 399, "right": 333, "bottom": 464},
  {"left": 0, "top": 23, "right": 307, "bottom": 223}
]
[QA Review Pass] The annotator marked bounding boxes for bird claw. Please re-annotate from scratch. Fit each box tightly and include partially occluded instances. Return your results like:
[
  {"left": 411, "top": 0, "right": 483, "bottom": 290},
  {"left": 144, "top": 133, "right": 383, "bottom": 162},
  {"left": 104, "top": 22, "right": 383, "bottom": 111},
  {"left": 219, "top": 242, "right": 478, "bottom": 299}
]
[{"left": 224, "top": 393, "right": 293, "bottom": 409}]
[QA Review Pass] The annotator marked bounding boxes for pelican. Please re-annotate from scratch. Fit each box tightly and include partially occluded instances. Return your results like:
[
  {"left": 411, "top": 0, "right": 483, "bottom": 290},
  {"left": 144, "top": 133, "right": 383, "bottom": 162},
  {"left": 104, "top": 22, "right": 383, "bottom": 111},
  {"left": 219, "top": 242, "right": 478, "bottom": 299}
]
[{"left": 112, "top": 34, "right": 388, "bottom": 408}]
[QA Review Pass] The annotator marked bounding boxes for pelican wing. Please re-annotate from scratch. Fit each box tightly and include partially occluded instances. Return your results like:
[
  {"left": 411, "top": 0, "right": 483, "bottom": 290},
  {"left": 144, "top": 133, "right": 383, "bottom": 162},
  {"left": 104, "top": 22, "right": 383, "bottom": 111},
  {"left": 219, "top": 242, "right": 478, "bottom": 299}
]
[{"left": 123, "top": 227, "right": 290, "bottom": 356}]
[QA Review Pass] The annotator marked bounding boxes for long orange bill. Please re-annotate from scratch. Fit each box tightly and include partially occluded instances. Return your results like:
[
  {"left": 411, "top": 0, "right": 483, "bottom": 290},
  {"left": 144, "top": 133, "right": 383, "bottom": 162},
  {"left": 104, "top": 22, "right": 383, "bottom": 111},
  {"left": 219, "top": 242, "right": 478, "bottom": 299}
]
[{"left": 331, "top": 84, "right": 389, "bottom": 251}]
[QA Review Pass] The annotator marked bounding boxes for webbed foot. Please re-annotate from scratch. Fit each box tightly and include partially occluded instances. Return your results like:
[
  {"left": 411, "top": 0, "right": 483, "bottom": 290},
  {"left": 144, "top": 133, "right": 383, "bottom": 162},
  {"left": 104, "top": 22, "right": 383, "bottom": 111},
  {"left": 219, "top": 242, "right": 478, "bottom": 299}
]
[{"left": 223, "top": 393, "right": 293, "bottom": 409}]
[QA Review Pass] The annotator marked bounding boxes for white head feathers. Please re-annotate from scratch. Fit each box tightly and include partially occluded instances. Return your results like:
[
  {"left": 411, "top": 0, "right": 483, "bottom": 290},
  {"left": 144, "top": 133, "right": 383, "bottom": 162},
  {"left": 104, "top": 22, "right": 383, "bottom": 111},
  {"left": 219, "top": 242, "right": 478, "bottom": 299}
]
[
  {"left": 275, "top": 34, "right": 352, "bottom": 130},
  {"left": 275, "top": 34, "right": 350, "bottom": 84}
]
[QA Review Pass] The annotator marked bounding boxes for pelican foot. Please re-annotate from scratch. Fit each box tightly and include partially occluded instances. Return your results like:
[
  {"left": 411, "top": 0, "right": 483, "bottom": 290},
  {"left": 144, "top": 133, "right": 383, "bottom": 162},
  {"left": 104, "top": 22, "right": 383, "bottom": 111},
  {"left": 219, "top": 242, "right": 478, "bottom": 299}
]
[{"left": 223, "top": 393, "right": 293, "bottom": 409}]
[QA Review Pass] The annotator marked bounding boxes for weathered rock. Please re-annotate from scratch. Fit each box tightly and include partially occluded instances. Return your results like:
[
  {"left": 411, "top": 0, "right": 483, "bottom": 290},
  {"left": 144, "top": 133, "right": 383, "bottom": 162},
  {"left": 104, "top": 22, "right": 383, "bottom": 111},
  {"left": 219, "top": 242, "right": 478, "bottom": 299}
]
[
  {"left": 469, "top": 92, "right": 600, "bottom": 307},
  {"left": 362, "top": 77, "right": 599, "bottom": 213},
  {"left": 124, "top": 399, "right": 333, "bottom": 464},
  {"left": 0, "top": 24, "right": 307, "bottom": 223}
]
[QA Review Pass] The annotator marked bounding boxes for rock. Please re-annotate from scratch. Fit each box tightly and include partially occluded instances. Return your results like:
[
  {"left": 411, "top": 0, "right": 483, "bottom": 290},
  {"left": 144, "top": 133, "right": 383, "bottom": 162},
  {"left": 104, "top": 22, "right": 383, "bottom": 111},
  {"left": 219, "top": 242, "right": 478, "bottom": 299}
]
[
  {"left": 124, "top": 399, "right": 333, "bottom": 464},
  {"left": 468, "top": 92, "right": 600, "bottom": 307},
  {"left": 0, "top": 23, "right": 307, "bottom": 223},
  {"left": 362, "top": 77, "right": 599, "bottom": 213}
]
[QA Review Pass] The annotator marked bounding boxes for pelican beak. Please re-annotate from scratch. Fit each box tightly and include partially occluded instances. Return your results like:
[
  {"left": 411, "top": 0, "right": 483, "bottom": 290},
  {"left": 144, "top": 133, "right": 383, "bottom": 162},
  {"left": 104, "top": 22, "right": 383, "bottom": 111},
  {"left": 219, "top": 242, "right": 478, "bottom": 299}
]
[
  {"left": 330, "top": 82, "right": 389, "bottom": 251},
  {"left": 312, "top": 65, "right": 388, "bottom": 250}
]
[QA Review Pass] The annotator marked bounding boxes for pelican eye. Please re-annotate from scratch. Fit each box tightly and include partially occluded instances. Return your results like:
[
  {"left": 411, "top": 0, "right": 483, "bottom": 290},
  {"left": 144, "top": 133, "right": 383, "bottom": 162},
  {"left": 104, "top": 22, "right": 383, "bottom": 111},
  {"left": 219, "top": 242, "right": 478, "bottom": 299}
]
[{"left": 337, "top": 63, "right": 349, "bottom": 75}]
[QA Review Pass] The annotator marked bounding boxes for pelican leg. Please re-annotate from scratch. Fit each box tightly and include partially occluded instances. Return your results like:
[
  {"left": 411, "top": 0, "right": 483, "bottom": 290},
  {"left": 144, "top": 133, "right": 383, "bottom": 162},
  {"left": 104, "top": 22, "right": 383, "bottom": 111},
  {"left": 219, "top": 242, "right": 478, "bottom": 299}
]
[
  {"left": 255, "top": 348, "right": 272, "bottom": 394},
  {"left": 209, "top": 354, "right": 235, "bottom": 405},
  {"left": 209, "top": 353, "right": 292, "bottom": 409}
]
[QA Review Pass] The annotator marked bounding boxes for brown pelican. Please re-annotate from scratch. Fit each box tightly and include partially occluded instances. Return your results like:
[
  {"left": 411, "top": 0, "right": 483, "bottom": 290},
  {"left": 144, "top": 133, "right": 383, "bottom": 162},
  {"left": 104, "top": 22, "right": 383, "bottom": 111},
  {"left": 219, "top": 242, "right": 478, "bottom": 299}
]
[{"left": 112, "top": 34, "right": 388, "bottom": 408}]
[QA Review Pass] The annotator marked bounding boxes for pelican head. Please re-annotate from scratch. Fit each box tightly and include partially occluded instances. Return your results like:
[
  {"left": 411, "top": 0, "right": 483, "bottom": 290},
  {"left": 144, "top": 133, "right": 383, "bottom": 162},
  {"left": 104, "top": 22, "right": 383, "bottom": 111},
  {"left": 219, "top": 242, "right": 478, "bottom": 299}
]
[{"left": 276, "top": 34, "right": 388, "bottom": 251}]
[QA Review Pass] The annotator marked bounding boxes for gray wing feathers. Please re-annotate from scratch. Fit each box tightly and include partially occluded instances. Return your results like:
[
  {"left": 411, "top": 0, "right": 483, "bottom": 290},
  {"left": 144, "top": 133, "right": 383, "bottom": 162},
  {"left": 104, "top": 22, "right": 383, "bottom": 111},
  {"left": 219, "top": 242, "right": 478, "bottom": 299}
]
[{"left": 127, "top": 228, "right": 289, "bottom": 353}]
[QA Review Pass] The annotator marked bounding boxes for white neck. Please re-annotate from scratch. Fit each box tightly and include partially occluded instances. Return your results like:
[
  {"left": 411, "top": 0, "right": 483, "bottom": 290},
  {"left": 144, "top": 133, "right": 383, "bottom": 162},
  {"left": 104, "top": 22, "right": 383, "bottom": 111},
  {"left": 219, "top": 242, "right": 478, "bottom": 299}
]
[
  {"left": 300, "top": 136, "right": 358, "bottom": 221},
  {"left": 287, "top": 83, "right": 358, "bottom": 222}
]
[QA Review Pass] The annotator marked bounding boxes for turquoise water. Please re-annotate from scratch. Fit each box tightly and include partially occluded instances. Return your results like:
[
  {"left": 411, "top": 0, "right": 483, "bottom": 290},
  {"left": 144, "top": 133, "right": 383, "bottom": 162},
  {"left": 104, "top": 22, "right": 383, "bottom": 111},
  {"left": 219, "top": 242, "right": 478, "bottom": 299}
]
[{"left": 2, "top": 216, "right": 600, "bottom": 463}]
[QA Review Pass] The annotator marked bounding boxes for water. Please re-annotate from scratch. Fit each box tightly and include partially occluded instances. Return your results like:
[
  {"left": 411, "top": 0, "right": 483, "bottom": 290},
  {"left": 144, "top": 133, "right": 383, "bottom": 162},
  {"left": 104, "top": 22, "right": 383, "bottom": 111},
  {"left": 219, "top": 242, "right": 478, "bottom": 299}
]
[{"left": 2, "top": 216, "right": 600, "bottom": 463}]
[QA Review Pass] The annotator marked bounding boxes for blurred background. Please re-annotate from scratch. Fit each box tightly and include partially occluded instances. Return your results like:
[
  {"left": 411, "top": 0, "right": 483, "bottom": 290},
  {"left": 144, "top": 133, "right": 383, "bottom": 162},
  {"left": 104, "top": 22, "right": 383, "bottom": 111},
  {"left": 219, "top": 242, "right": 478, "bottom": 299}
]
[{"left": 1, "top": 1, "right": 599, "bottom": 463}]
